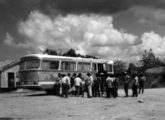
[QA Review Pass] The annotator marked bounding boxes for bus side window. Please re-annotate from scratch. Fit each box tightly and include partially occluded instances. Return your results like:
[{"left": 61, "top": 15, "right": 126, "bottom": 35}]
[
  {"left": 77, "top": 62, "right": 83, "bottom": 71},
  {"left": 50, "top": 61, "right": 59, "bottom": 70},
  {"left": 84, "top": 63, "right": 91, "bottom": 71},
  {"left": 42, "top": 60, "right": 50, "bottom": 70},
  {"left": 92, "top": 63, "right": 97, "bottom": 72},
  {"left": 77, "top": 62, "right": 90, "bottom": 71},
  {"left": 98, "top": 63, "right": 104, "bottom": 73},
  {"left": 42, "top": 60, "right": 59, "bottom": 70},
  {"left": 61, "top": 61, "right": 76, "bottom": 71}
]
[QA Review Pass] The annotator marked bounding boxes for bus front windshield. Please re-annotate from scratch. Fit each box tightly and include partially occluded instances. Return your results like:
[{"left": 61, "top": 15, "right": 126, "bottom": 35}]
[{"left": 26, "top": 59, "right": 40, "bottom": 69}]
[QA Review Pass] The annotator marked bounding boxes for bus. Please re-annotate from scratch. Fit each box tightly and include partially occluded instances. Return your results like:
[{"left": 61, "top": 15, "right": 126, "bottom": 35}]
[{"left": 19, "top": 54, "right": 114, "bottom": 94}]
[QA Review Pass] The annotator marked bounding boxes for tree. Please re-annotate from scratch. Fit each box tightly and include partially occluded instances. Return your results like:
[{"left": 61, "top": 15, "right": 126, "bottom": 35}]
[
  {"left": 43, "top": 48, "right": 98, "bottom": 59},
  {"left": 127, "top": 63, "right": 138, "bottom": 75},
  {"left": 43, "top": 49, "right": 57, "bottom": 55},
  {"left": 63, "top": 49, "right": 77, "bottom": 57},
  {"left": 114, "top": 60, "right": 127, "bottom": 75},
  {"left": 140, "top": 49, "right": 164, "bottom": 71}
]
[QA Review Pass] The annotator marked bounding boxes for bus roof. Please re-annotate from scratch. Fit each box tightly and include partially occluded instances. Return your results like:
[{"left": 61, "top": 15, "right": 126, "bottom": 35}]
[{"left": 22, "top": 54, "right": 113, "bottom": 64}]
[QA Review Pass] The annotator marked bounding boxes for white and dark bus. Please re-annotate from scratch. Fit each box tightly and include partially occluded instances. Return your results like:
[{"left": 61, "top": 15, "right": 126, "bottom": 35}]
[{"left": 19, "top": 54, "right": 114, "bottom": 93}]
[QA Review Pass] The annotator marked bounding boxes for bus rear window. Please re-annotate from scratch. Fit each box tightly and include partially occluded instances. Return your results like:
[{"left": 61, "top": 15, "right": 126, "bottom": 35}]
[
  {"left": 61, "top": 61, "right": 76, "bottom": 71},
  {"left": 26, "top": 59, "right": 40, "bottom": 69},
  {"left": 42, "top": 60, "right": 59, "bottom": 70}
]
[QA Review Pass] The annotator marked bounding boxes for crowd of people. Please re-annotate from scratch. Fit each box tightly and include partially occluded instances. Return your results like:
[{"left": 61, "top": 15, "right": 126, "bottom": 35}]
[{"left": 53, "top": 72, "right": 146, "bottom": 98}]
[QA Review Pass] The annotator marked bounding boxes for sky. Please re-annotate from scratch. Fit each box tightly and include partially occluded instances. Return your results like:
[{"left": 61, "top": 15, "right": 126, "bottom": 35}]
[{"left": 1, "top": 0, "right": 165, "bottom": 62}]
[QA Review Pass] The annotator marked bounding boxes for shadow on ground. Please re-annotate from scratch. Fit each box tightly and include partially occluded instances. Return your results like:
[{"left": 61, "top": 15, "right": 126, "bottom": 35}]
[
  {"left": 25, "top": 93, "right": 51, "bottom": 97},
  {"left": 0, "top": 117, "right": 22, "bottom": 120}
]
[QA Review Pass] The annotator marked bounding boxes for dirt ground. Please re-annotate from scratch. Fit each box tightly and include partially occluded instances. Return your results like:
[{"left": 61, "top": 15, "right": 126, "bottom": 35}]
[{"left": 0, "top": 88, "right": 165, "bottom": 120}]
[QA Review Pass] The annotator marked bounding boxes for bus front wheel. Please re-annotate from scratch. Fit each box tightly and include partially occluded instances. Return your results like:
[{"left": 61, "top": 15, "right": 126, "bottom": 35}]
[{"left": 45, "top": 89, "right": 55, "bottom": 95}]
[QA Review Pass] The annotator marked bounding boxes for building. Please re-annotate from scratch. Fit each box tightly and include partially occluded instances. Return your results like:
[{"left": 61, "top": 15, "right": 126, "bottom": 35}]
[{"left": 0, "top": 60, "right": 20, "bottom": 91}]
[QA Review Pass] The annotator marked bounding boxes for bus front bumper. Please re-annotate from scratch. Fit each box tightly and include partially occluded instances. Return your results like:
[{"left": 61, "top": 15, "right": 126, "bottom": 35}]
[
  {"left": 19, "top": 81, "right": 56, "bottom": 90},
  {"left": 18, "top": 85, "right": 42, "bottom": 90}
]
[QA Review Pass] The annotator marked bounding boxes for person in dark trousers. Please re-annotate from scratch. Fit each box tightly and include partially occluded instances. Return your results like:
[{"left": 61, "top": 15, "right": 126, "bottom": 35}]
[
  {"left": 132, "top": 74, "right": 139, "bottom": 97},
  {"left": 93, "top": 73, "right": 101, "bottom": 97},
  {"left": 61, "top": 73, "right": 70, "bottom": 98},
  {"left": 74, "top": 73, "right": 82, "bottom": 97},
  {"left": 85, "top": 73, "right": 93, "bottom": 98},
  {"left": 66, "top": 73, "right": 71, "bottom": 97},
  {"left": 100, "top": 73, "right": 105, "bottom": 96},
  {"left": 81, "top": 78, "right": 86, "bottom": 97},
  {"left": 124, "top": 73, "right": 130, "bottom": 97},
  {"left": 113, "top": 74, "right": 118, "bottom": 98},
  {"left": 106, "top": 74, "right": 114, "bottom": 98},
  {"left": 61, "top": 74, "right": 66, "bottom": 97},
  {"left": 70, "top": 73, "right": 77, "bottom": 95},
  {"left": 71, "top": 73, "right": 76, "bottom": 87},
  {"left": 139, "top": 74, "right": 146, "bottom": 94},
  {"left": 55, "top": 73, "right": 61, "bottom": 96}
]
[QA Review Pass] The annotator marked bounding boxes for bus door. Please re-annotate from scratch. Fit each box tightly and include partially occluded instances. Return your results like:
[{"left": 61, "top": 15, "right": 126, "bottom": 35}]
[{"left": 8, "top": 72, "right": 15, "bottom": 89}]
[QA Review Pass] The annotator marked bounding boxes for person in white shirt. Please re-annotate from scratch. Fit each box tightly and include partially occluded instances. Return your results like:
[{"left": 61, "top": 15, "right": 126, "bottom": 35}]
[
  {"left": 132, "top": 74, "right": 139, "bottom": 97},
  {"left": 85, "top": 73, "right": 93, "bottom": 98},
  {"left": 106, "top": 74, "right": 114, "bottom": 98},
  {"left": 61, "top": 73, "right": 70, "bottom": 98},
  {"left": 74, "top": 73, "right": 82, "bottom": 96}
]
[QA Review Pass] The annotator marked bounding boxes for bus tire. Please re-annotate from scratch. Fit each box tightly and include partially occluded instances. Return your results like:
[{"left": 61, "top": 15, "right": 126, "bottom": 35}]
[{"left": 45, "top": 89, "right": 54, "bottom": 95}]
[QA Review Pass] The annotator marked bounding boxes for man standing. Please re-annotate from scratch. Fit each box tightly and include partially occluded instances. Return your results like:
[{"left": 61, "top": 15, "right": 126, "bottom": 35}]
[
  {"left": 85, "top": 73, "right": 93, "bottom": 98},
  {"left": 70, "top": 73, "right": 77, "bottom": 95},
  {"left": 74, "top": 73, "right": 82, "bottom": 96},
  {"left": 106, "top": 74, "right": 114, "bottom": 98},
  {"left": 124, "top": 73, "right": 130, "bottom": 97},
  {"left": 100, "top": 73, "right": 105, "bottom": 95},
  {"left": 93, "top": 73, "right": 101, "bottom": 97},
  {"left": 61, "top": 73, "right": 70, "bottom": 98},
  {"left": 55, "top": 73, "right": 61, "bottom": 96},
  {"left": 113, "top": 74, "right": 118, "bottom": 98},
  {"left": 132, "top": 74, "right": 139, "bottom": 97},
  {"left": 139, "top": 74, "right": 146, "bottom": 94}
]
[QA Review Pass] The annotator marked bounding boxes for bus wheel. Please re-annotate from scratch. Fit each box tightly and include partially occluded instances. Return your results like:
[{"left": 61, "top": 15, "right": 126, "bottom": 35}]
[{"left": 45, "top": 89, "right": 54, "bottom": 95}]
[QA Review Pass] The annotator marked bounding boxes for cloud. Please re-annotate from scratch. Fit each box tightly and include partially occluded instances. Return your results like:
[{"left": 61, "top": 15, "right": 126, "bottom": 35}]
[
  {"left": 4, "top": 33, "right": 15, "bottom": 45},
  {"left": 140, "top": 31, "right": 165, "bottom": 57},
  {"left": 16, "top": 10, "right": 141, "bottom": 61},
  {"left": 4, "top": 10, "right": 165, "bottom": 62},
  {"left": 131, "top": 6, "right": 165, "bottom": 26},
  {"left": 0, "top": 0, "right": 7, "bottom": 4},
  {"left": 37, "top": 0, "right": 165, "bottom": 15},
  {"left": 3, "top": 6, "right": 165, "bottom": 62},
  {"left": 4, "top": 32, "right": 31, "bottom": 48}
]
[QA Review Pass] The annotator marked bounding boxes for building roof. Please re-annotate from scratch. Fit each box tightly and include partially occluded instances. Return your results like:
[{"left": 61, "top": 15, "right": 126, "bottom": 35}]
[
  {"left": 0, "top": 60, "right": 20, "bottom": 72},
  {"left": 0, "top": 60, "right": 14, "bottom": 68}
]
